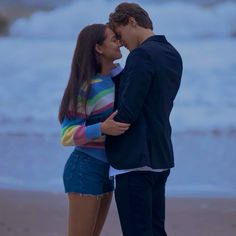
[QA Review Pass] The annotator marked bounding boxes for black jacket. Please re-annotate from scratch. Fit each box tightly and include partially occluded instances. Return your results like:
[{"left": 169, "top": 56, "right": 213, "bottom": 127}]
[{"left": 105, "top": 35, "right": 183, "bottom": 169}]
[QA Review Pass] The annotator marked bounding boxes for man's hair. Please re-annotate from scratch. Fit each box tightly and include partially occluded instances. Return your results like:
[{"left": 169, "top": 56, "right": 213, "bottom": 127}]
[{"left": 109, "top": 2, "right": 153, "bottom": 31}]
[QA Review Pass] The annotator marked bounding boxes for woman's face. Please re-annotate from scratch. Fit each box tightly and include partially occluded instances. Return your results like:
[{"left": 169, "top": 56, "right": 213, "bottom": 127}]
[{"left": 96, "top": 27, "right": 122, "bottom": 61}]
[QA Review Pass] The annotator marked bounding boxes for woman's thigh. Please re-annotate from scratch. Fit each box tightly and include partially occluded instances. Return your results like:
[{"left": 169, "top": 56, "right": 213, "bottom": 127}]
[
  {"left": 68, "top": 193, "right": 102, "bottom": 236},
  {"left": 93, "top": 192, "right": 113, "bottom": 236}
]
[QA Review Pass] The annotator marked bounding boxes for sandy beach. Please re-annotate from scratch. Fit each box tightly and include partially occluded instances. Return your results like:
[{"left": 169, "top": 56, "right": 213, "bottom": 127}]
[{"left": 0, "top": 189, "right": 235, "bottom": 236}]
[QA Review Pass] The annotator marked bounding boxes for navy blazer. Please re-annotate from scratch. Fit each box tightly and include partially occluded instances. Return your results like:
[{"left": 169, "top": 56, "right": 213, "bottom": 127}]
[{"left": 106, "top": 35, "right": 183, "bottom": 169}]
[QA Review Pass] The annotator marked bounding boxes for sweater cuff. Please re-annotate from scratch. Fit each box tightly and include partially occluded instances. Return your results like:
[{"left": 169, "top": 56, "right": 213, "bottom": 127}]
[
  {"left": 85, "top": 123, "right": 102, "bottom": 140},
  {"left": 110, "top": 63, "right": 123, "bottom": 77}
]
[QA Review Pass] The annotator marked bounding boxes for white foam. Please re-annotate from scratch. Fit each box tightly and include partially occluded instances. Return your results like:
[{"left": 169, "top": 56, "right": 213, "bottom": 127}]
[
  {"left": 10, "top": 1, "right": 236, "bottom": 40},
  {"left": 1, "top": 37, "right": 235, "bottom": 134}
]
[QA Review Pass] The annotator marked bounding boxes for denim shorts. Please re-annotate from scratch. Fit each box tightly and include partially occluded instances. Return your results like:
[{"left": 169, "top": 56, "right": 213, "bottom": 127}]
[{"left": 63, "top": 149, "right": 114, "bottom": 196}]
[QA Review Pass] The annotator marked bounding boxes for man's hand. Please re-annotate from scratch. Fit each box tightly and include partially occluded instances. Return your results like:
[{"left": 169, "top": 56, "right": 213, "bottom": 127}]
[{"left": 101, "top": 111, "right": 130, "bottom": 136}]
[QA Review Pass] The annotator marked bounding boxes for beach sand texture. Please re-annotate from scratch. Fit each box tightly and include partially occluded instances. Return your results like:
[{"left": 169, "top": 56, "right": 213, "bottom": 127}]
[{"left": 0, "top": 189, "right": 236, "bottom": 236}]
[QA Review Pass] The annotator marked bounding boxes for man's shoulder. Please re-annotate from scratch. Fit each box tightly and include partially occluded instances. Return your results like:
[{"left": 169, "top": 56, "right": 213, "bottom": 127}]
[{"left": 126, "top": 47, "right": 151, "bottom": 65}]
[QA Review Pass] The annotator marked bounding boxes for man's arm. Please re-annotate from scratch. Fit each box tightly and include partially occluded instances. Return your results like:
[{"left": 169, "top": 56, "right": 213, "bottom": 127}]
[{"left": 114, "top": 48, "right": 155, "bottom": 123}]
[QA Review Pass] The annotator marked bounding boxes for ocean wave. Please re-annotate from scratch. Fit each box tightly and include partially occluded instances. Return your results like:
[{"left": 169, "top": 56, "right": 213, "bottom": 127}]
[
  {"left": 0, "top": 36, "right": 236, "bottom": 134},
  {"left": 9, "top": 1, "right": 236, "bottom": 40}
]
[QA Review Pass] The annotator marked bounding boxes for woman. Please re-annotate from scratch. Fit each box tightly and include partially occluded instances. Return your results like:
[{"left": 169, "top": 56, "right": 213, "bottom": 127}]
[{"left": 58, "top": 24, "right": 130, "bottom": 236}]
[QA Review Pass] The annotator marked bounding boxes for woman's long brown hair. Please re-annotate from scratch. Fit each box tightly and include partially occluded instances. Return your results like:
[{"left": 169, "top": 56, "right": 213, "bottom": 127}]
[{"left": 58, "top": 24, "right": 107, "bottom": 123}]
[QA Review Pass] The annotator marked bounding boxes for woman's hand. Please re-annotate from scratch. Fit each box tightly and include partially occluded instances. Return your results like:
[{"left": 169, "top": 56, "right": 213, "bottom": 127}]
[{"left": 101, "top": 111, "right": 130, "bottom": 136}]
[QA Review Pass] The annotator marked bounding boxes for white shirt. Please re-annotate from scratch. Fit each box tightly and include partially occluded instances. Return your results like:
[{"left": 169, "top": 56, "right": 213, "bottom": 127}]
[{"left": 109, "top": 165, "right": 168, "bottom": 176}]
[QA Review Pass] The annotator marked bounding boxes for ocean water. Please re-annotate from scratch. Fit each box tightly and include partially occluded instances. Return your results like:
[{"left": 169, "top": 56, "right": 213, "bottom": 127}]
[{"left": 0, "top": 0, "right": 236, "bottom": 196}]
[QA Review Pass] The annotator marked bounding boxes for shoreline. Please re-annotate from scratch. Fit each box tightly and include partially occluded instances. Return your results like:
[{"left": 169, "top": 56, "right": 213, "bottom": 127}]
[
  {"left": 0, "top": 131, "right": 235, "bottom": 198},
  {"left": 0, "top": 188, "right": 236, "bottom": 236},
  {"left": 1, "top": 185, "right": 236, "bottom": 200}
]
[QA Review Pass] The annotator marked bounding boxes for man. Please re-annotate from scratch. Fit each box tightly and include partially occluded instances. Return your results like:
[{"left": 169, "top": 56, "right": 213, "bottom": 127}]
[{"left": 106, "top": 2, "right": 183, "bottom": 236}]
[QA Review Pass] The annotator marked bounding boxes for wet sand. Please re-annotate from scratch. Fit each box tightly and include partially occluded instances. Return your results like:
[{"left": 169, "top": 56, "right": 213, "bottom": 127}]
[{"left": 0, "top": 189, "right": 236, "bottom": 236}]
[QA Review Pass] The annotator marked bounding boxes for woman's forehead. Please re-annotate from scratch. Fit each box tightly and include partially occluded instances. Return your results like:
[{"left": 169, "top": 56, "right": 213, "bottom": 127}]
[{"left": 105, "top": 27, "right": 116, "bottom": 38}]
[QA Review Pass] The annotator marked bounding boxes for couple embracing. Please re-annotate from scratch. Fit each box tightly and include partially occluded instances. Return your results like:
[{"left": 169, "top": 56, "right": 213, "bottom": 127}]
[{"left": 59, "top": 2, "right": 183, "bottom": 236}]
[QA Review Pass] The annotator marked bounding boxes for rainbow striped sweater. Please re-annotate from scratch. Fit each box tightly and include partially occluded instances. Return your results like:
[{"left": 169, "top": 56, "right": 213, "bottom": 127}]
[{"left": 61, "top": 66, "right": 122, "bottom": 163}]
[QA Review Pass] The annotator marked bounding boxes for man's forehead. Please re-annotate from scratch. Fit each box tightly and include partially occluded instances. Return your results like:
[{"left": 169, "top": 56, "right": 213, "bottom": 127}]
[
  {"left": 114, "top": 25, "right": 122, "bottom": 32},
  {"left": 113, "top": 26, "right": 123, "bottom": 38}
]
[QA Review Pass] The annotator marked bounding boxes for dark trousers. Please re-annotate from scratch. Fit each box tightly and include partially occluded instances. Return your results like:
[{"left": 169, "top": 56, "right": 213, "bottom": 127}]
[{"left": 115, "top": 170, "right": 170, "bottom": 236}]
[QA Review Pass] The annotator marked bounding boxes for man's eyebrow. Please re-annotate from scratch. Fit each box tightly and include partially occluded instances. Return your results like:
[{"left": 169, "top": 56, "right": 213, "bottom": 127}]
[{"left": 115, "top": 33, "right": 121, "bottom": 39}]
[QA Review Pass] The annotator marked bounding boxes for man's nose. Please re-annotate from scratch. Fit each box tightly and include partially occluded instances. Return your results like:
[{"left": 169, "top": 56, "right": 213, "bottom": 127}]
[{"left": 117, "top": 40, "right": 122, "bottom": 47}]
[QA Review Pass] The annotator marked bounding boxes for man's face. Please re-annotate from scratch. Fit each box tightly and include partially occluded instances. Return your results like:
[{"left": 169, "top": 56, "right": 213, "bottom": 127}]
[{"left": 115, "top": 22, "right": 139, "bottom": 51}]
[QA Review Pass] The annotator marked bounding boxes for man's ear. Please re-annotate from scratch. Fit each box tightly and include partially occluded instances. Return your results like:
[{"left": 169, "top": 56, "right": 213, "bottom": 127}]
[
  {"left": 129, "top": 17, "right": 137, "bottom": 27},
  {"left": 95, "top": 44, "right": 103, "bottom": 54}
]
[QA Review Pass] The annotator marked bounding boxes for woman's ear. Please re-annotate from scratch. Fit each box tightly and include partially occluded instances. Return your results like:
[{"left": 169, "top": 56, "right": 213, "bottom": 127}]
[{"left": 95, "top": 44, "right": 103, "bottom": 54}]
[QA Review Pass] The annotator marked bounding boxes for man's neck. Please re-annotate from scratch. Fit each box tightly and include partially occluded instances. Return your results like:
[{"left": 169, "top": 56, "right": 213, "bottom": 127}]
[{"left": 138, "top": 29, "right": 155, "bottom": 46}]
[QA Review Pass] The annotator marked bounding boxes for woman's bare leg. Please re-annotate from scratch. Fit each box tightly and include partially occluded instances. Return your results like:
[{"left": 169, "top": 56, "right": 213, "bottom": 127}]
[
  {"left": 68, "top": 193, "right": 101, "bottom": 236},
  {"left": 93, "top": 192, "right": 113, "bottom": 236}
]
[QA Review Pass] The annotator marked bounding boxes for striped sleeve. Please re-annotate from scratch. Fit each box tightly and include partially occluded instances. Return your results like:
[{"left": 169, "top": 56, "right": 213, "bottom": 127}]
[
  {"left": 60, "top": 115, "right": 102, "bottom": 146},
  {"left": 60, "top": 85, "right": 102, "bottom": 146}
]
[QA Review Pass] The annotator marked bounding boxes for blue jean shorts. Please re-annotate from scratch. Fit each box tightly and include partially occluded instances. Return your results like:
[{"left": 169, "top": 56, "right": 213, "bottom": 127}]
[{"left": 63, "top": 149, "right": 114, "bottom": 196}]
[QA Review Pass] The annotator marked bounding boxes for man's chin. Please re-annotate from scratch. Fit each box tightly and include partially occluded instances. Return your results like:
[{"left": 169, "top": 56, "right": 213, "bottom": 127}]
[{"left": 128, "top": 47, "right": 134, "bottom": 52}]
